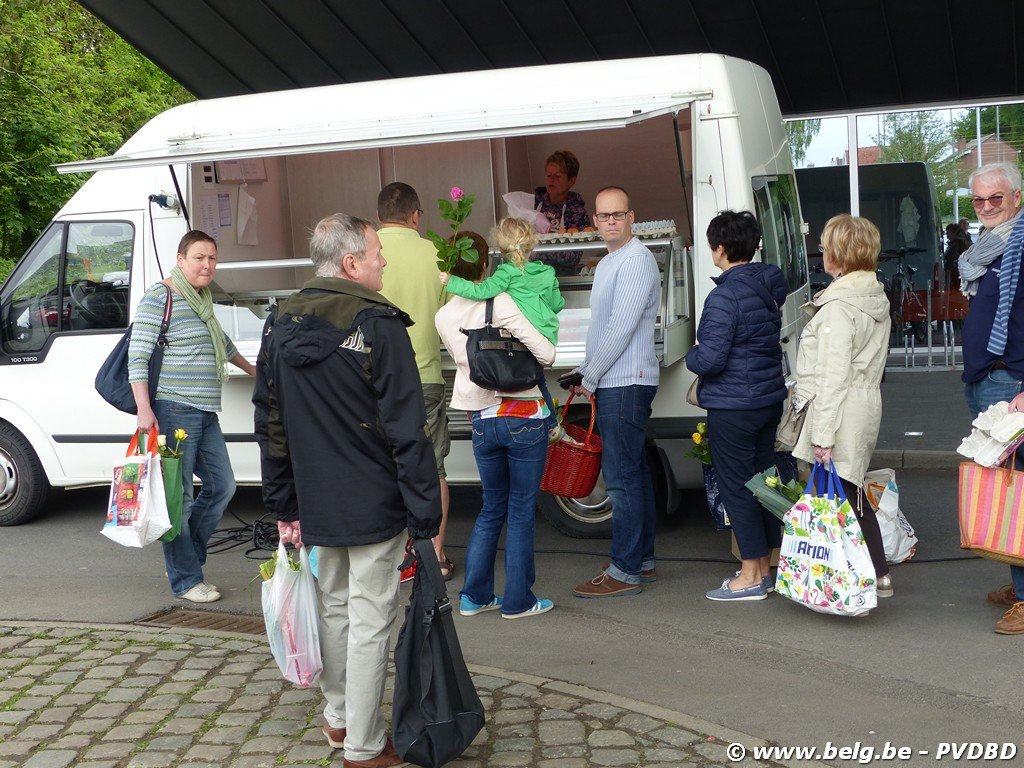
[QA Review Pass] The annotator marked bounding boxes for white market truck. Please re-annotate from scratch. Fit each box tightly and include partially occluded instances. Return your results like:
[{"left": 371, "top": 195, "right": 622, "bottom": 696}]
[{"left": 0, "top": 53, "right": 808, "bottom": 536}]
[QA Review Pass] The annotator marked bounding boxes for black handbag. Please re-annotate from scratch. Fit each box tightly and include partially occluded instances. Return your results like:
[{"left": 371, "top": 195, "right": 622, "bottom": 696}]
[
  {"left": 94, "top": 286, "right": 172, "bottom": 415},
  {"left": 460, "top": 298, "right": 542, "bottom": 392},
  {"left": 392, "top": 539, "right": 484, "bottom": 768}
]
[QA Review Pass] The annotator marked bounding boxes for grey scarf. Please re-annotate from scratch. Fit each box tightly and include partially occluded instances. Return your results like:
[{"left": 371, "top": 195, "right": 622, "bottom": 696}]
[{"left": 959, "top": 208, "right": 1024, "bottom": 296}]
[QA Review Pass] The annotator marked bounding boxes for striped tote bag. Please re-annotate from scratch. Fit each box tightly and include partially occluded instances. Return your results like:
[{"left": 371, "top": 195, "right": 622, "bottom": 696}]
[{"left": 958, "top": 461, "right": 1024, "bottom": 567}]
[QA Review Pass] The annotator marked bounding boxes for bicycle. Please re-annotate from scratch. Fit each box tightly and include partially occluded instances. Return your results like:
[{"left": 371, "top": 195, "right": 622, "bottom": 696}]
[{"left": 879, "top": 246, "right": 926, "bottom": 343}]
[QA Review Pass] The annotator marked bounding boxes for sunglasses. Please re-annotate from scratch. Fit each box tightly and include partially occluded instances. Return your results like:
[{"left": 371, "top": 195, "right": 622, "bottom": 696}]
[{"left": 971, "top": 194, "right": 1006, "bottom": 210}]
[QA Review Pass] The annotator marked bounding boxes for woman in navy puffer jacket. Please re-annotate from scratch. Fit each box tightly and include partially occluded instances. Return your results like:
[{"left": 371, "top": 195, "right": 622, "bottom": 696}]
[{"left": 685, "top": 210, "right": 788, "bottom": 602}]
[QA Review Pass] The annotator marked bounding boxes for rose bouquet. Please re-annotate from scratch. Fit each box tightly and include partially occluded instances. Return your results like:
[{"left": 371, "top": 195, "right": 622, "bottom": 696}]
[{"left": 744, "top": 465, "right": 804, "bottom": 521}]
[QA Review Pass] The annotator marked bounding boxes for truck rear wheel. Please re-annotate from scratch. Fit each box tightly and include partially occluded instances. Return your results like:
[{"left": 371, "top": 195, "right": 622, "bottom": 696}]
[
  {"left": 538, "top": 447, "right": 668, "bottom": 539},
  {"left": 0, "top": 424, "right": 49, "bottom": 526}
]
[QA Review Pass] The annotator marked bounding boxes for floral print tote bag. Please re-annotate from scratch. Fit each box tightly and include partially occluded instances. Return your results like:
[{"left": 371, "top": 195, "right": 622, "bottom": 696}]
[{"left": 775, "top": 462, "right": 877, "bottom": 616}]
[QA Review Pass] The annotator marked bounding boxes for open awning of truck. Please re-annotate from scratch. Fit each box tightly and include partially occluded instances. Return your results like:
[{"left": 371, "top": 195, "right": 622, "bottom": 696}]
[
  {"left": 75, "top": 0, "right": 1021, "bottom": 117},
  {"left": 56, "top": 59, "right": 704, "bottom": 174}
]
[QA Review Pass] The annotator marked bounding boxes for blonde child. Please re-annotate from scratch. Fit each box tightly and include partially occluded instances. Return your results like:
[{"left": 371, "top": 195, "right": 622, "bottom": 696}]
[{"left": 440, "top": 217, "right": 564, "bottom": 344}]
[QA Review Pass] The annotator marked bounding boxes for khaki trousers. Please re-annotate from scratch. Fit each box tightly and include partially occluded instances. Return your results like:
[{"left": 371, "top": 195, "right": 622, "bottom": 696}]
[{"left": 317, "top": 531, "right": 406, "bottom": 761}]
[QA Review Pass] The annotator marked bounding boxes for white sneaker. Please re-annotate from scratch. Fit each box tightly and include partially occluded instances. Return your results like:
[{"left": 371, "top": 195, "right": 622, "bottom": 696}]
[{"left": 179, "top": 583, "right": 221, "bottom": 603}]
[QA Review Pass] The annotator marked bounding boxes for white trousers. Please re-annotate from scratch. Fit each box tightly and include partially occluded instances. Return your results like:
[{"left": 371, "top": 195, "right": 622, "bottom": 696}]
[{"left": 317, "top": 531, "right": 406, "bottom": 761}]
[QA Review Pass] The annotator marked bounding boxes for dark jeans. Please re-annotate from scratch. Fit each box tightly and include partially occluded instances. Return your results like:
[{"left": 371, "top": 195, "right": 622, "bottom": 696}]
[
  {"left": 836, "top": 476, "right": 890, "bottom": 579},
  {"left": 598, "top": 385, "right": 658, "bottom": 585},
  {"left": 707, "top": 403, "right": 784, "bottom": 560}
]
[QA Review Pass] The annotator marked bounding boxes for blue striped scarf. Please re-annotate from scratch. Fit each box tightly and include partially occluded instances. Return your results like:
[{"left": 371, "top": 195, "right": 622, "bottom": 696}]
[{"left": 987, "top": 213, "right": 1024, "bottom": 356}]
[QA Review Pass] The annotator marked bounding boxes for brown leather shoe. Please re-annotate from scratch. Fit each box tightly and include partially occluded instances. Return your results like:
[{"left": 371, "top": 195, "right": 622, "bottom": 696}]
[
  {"left": 322, "top": 721, "right": 347, "bottom": 749},
  {"left": 995, "top": 602, "right": 1024, "bottom": 635},
  {"left": 601, "top": 562, "right": 657, "bottom": 583},
  {"left": 573, "top": 572, "right": 642, "bottom": 598},
  {"left": 988, "top": 583, "right": 1019, "bottom": 607},
  {"left": 342, "top": 736, "right": 409, "bottom": 768}
]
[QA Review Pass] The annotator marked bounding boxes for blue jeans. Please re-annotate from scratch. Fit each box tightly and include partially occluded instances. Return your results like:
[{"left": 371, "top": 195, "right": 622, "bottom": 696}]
[
  {"left": 597, "top": 385, "right": 658, "bottom": 586},
  {"left": 964, "top": 368, "right": 1024, "bottom": 600},
  {"left": 462, "top": 415, "right": 548, "bottom": 615},
  {"left": 153, "top": 400, "right": 236, "bottom": 596}
]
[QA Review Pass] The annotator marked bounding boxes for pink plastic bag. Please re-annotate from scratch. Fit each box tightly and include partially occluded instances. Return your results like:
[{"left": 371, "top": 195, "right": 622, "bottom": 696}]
[{"left": 262, "top": 543, "right": 322, "bottom": 687}]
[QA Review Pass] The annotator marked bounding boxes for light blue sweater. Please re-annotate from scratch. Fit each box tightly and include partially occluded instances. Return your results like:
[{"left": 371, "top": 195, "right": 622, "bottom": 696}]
[{"left": 579, "top": 237, "right": 660, "bottom": 391}]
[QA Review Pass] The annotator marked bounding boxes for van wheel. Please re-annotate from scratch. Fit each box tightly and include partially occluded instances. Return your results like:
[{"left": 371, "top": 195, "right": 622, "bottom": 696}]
[
  {"left": 538, "top": 475, "right": 614, "bottom": 539},
  {"left": 0, "top": 424, "right": 49, "bottom": 526},
  {"left": 538, "top": 447, "right": 668, "bottom": 540}
]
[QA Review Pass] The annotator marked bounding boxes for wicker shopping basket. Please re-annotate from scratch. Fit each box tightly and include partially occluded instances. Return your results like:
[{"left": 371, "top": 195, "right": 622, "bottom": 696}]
[{"left": 541, "top": 393, "right": 602, "bottom": 498}]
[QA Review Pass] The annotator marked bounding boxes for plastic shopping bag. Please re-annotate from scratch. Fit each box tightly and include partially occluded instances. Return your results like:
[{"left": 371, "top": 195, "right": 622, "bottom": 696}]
[
  {"left": 775, "top": 462, "right": 877, "bottom": 617},
  {"left": 158, "top": 452, "right": 183, "bottom": 543},
  {"left": 100, "top": 428, "right": 172, "bottom": 547},
  {"left": 262, "top": 543, "right": 322, "bottom": 687},
  {"left": 863, "top": 469, "right": 918, "bottom": 563},
  {"left": 502, "top": 191, "right": 551, "bottom": 233}
]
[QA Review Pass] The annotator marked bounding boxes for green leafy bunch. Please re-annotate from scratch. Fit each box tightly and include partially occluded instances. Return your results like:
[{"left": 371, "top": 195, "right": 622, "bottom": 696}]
[
  {"left": 425, "top": 186, "right": 479, "bottom": 274},
  {"left": 686, "top": 421, "right": 712, "bottom": 465}
]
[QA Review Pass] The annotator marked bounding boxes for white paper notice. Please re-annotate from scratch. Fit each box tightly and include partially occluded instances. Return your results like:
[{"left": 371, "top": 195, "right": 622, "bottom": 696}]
[
  {"left": 197, "top": 195, "right": 220, "bottom": 240},
  {"left": 237, "top": 187, "right": 259, "bottom": 246},
  {"left": 218, "top": 193, "right": 232, "bottom": 228}
]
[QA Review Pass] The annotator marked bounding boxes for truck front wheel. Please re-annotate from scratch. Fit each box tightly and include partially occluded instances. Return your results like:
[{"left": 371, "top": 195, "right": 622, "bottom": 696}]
[{"left": 0, "top": 424, "right": 50, "bottom": 526}]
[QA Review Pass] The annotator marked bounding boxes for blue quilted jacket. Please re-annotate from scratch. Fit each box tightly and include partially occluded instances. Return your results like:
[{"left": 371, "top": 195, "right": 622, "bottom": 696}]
[{"left": 685, "top": 262, "right": 789, "bottom": 410}]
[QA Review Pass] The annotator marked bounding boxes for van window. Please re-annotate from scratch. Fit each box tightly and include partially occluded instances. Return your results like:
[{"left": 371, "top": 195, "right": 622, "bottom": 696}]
[
  {"left": 0, "top": 222, "right": 133, "bottom": 355},
  {"left": 752, "top": 175, "right": 807, "bottom": 294},
  {"left": 1, "top": 226, "right": 64, "bottom": 354},
  {"left": 63, "top": 223, "right": 133, "bottom": 332}
]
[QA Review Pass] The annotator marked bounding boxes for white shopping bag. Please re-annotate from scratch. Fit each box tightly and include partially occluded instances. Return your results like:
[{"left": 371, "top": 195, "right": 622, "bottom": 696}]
[
  {"left": 776, "top": 462, "right": 877, "bottom": 617},
  {"left": 100, "top": 429, "right": 171, "bottom": 548},
  {"left": 262, "top": 543, "right": 322, "bottom": 687},
  {"left": 502, "top": 191, "right": 551, "bottom": 233},
  {"left": 863, "top": 469, "right": 918, "bottom": 564}
]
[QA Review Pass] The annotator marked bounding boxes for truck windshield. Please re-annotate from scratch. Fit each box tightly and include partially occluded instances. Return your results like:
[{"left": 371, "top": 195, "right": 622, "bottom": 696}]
[{"left": 752, "top": 174, "right": 808, "bottom": 295}]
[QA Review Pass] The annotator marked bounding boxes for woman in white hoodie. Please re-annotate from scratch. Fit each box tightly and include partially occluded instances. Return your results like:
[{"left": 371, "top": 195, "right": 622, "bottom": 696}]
[{"left": 792, "top": 215, "right": 894, "bottom": 597}]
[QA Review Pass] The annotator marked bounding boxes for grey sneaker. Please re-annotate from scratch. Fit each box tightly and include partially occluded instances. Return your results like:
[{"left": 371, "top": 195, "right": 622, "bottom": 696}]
[
  {"left": 179, "top": 583, "right": 221, "bottom": 603},
  {"left": 706, "top": 577, "right": 768, "bottom": 602}
]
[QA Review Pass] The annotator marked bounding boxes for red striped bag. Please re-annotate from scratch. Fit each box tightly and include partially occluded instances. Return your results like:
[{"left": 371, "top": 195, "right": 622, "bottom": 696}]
[{"left": 958, "top": 460, "right": 1024, "bottom": 567}]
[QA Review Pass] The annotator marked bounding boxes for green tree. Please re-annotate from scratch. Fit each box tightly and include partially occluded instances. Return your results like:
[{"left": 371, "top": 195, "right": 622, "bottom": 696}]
[
  {"left": 785, "top": 119, "right": 821, "bottom": 167},
  {"left": 953, "top": 105, "right": 1024, "bottom": 163},
  {"left": 874, "top": 111, "right": 958, "bottom": 193},
  {"left": 0, "top": 0, "right": 192, "bottom": 278}
]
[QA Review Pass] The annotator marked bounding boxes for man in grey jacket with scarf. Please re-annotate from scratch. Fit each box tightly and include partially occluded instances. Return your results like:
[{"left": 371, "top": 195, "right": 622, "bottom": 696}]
[{"left": 959, "top": 161, "right": 1024, "bottom": 635}]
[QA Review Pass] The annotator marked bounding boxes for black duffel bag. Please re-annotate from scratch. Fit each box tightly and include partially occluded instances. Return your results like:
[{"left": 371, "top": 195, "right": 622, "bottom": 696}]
[
  {"left": 94, "top": 286, "right": 171, "bottom": 414},
  {"left": 460, "top": 297, "right": 542, "bottom": 392},
  {"left": 392, "top": 539, "right": 484, "bottom": 768}
]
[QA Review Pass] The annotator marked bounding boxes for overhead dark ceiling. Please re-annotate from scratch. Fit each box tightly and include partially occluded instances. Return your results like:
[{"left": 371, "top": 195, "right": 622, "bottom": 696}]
[{"left": 77, "top": 0, "right": 1023, "bottom": 116}]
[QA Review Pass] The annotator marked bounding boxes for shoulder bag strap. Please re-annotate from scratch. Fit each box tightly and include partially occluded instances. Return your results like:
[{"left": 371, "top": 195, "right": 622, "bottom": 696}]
[
  {"left": 484, "top": 297, "right": 494, "bottom": 327},
  {"left": 157, "top": 285, "right": 172, "bottom": 348}
]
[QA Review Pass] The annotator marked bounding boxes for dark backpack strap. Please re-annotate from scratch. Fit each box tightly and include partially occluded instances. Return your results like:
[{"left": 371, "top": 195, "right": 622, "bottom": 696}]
[{"left": 156, "top": 285, "right": 172, "bottom": 348}]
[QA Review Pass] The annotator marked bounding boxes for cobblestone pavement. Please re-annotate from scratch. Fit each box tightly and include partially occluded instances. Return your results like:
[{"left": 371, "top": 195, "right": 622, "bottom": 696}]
[{"left": 0, "top": 622, "right": 810, "bottom": 768}]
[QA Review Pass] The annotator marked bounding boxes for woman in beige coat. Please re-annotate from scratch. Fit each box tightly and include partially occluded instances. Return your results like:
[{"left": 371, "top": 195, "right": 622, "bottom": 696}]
[{"left": 793, "top": 215, "right": 894, "bottom": 596}]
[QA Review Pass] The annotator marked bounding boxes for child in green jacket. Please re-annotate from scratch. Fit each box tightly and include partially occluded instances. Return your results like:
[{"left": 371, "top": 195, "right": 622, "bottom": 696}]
[{"left": 440, "top": 217, "right": 564, "bottom": 344}]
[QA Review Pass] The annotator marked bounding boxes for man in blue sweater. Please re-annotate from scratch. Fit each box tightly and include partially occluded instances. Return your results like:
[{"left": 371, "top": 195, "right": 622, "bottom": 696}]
[
  {"left": 959, "top": 162, "right": 1024, "bottom": 635},
  {"left": 572, "top": 187, "right": 661, "bottom": 598}
]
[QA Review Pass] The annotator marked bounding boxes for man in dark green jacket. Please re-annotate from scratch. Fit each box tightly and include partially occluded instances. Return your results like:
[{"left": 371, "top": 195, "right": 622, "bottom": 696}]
[{"left": 254, "top": 213, "right": 440, "bottom": 768}]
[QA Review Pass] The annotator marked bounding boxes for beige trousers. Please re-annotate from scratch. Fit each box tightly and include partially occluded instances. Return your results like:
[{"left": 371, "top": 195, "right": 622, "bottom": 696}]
[{"left": 317, "top": 531, "right": 406, "bottom": 761}]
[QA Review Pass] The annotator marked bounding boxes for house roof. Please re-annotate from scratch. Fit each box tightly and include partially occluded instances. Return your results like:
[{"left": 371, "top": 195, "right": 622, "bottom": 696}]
[{"left": 76, "top": 0, "right": 1023, "bottom": 117}]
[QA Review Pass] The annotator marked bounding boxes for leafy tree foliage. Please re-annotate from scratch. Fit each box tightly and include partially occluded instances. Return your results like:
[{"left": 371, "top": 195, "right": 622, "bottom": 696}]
[
  {"left": 874, "top": 111, "right": 959, "bottom": 194},
  {"left": 785, "top": 119, "right": 821, "bottom": 167},
  {"left": 0, "top": 0, "right": 192, "bottom": 278},
  {"left": 953, "top": 105, "right": 1024, "bottom": 164}
]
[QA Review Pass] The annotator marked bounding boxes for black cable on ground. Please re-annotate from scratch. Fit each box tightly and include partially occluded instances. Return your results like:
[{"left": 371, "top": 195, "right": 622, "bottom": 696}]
[{"left": 207, "top": 509, "right": 279, "bottom": 559}]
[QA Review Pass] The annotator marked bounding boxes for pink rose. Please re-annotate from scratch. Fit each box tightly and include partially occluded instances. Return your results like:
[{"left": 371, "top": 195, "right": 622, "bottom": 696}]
[{"left": 450, "top": 186, "right": 464, "bottom": 201}]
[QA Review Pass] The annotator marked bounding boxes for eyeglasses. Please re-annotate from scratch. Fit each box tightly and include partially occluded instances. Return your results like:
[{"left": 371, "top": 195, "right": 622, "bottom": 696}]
[
  {"left": 595, "top": 211, "right": 630, "bottom": 222},
  {"left": 971, "top": 194, "right": 1006, "bottom": 210},
  {"left": 416, "top": 208, "right": 424, "bottom": 215},
  {"left": 818, "top": 244, "right": 826, "bottom": 253}
]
